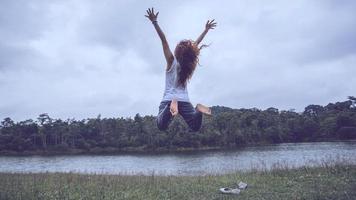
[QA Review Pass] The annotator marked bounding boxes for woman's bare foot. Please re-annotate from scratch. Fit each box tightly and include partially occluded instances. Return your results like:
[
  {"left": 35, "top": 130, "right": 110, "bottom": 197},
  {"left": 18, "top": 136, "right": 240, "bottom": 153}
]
[
  {"left": 170, "top": 99, "right": 178, "bottom": 116},
  {"left": 196, "top": 103, "right": 212, "bottom": 115}
]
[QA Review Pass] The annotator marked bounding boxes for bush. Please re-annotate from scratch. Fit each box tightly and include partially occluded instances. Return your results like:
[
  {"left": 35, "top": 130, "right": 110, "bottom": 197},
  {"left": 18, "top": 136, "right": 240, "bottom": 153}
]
[
  {"left": 53, "top": 143, "right": 70, "bottom": 151},
  {"left": 337, "top": 126, "right": 356, "bottom": 139}
]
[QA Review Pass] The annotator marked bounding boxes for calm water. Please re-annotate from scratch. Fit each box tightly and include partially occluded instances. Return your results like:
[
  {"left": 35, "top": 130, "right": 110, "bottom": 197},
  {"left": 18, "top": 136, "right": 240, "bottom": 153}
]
[{"left": 0, "top": 141, "right": 355, "bottom": 175}]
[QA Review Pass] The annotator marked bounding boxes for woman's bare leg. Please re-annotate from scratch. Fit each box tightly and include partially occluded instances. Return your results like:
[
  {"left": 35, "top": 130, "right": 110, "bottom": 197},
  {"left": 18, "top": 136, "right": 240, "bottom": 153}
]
[{"left": 196, "top": 103, "right": 212, "bottom": 115}]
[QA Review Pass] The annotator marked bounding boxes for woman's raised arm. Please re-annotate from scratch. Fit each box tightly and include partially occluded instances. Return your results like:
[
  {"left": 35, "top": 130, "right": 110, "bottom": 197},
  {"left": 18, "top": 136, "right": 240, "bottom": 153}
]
[
  {"left": 145, "top": 8, "right": 174, "bottom": 69},
  {"left": 195, "top": 19, "right": 217, "bottom": 46}
]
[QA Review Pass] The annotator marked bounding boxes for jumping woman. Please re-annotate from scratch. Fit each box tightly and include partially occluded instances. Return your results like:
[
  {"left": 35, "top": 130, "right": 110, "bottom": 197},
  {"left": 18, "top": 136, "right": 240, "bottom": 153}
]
[{"left": 145, "top": 8, "right": 217, "bottom": 132}]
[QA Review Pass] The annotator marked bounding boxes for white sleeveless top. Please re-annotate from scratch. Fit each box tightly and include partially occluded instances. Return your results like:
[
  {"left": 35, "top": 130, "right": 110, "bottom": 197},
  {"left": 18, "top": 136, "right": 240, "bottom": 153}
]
[{"left": 162, "top": 57, "right": 190, "bottom": 102}]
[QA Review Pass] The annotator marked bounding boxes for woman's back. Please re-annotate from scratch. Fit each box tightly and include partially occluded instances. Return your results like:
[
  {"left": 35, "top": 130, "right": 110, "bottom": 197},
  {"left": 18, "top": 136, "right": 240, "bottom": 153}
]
[{"left": 162, "top": 57, "right": 190, "bottom": 102}]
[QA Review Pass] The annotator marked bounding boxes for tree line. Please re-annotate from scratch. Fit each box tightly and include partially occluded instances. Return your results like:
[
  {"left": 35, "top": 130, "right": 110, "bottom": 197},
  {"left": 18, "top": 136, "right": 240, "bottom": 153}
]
[{"left": 1, "top": 97, "right": 356, "bottom": 154}]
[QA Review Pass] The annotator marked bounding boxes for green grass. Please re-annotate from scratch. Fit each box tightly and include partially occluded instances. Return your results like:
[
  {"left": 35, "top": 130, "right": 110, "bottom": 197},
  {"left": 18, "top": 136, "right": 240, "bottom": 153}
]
[{"left": 1, "top": 164, "right": 355, "bottom": 200}]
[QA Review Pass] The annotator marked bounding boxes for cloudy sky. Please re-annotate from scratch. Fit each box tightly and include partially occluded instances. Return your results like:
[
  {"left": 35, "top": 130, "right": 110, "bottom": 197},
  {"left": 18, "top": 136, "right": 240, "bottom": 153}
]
[{"left": 0, "top": 0, "right": 355, "bottom": 121}]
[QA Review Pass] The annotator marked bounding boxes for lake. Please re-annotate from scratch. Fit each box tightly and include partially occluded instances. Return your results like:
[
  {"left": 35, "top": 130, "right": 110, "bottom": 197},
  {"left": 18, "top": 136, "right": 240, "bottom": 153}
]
[{"left": 0, "top": 141, "right": 355, "bottom": 175}]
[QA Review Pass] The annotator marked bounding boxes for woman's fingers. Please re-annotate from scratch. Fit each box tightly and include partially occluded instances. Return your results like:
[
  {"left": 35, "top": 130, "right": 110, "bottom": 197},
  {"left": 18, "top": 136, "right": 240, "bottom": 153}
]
[
  {"left": 205, "top": 19, "right": 217, "bottom": 30},
  {"left": 145, "top": 7, "right": 159, "bottom": 21},
  {"left": 170, "top": 109, "right": 177, "bottom": 115},
  {"left": 208, "top": 19, "right": 216, "bottom": 24},
  {"left": 207, "top": 19, "right": 217, "bottom": 29},
  {"left": 146, "top": 8, "right": 153, "bottom": 15}
]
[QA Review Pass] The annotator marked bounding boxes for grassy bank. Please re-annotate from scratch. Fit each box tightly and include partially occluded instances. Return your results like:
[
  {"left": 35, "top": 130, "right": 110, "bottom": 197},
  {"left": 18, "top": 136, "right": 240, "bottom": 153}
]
[{"left": 1, "top": 164, "right": 355, "bottom": 200}]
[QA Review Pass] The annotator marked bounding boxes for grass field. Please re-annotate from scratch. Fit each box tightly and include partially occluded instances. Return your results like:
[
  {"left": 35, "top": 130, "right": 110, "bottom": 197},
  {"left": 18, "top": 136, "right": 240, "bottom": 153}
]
[{"left": 0, "top": 164, "right": 355, "bottom": 200}]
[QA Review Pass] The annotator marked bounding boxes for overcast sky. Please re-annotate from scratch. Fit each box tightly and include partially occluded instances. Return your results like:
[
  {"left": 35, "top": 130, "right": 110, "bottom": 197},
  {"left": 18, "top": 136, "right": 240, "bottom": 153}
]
[{"left": 0, "top": 0, "right": 355, "bottom": 121}]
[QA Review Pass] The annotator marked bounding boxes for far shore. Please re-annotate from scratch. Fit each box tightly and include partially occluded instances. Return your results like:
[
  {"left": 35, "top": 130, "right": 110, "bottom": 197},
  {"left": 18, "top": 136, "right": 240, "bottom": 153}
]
[{"left": 1, "top": 140, "right": 354, "bottom": 156}]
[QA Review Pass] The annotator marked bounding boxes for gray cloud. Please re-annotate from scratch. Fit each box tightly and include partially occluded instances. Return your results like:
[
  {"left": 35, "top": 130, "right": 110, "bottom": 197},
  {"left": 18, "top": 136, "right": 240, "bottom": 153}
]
[{"left": 0, "top": 0, "right": 355, "bottom": 121}]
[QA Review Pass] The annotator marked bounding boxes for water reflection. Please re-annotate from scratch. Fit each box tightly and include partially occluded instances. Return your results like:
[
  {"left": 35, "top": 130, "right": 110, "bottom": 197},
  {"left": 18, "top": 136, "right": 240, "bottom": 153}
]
[{"left": 0, "top": 141, "right": 355, "bottom": 175}]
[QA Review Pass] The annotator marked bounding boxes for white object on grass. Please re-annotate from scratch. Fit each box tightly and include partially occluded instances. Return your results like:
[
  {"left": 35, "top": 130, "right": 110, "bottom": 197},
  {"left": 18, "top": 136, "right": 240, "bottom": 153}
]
[
  {"left": 238, "top": 181, "right": 248, "bottom": 189},
  {"left": 219, "top": 187, "right": 241, "bottom": 194}
]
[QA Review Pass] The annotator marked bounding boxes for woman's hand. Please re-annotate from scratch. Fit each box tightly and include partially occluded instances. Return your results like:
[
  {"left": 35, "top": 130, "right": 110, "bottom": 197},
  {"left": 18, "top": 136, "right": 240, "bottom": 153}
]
[
  {"left": 145, "top": 7, "right": 159, "bottom": 23},
  {"left": 170, "top": 99, "right": 178, "bottom": 116},
  {"left": 205, "top": 19, "right": 217, "bottom": 31}
]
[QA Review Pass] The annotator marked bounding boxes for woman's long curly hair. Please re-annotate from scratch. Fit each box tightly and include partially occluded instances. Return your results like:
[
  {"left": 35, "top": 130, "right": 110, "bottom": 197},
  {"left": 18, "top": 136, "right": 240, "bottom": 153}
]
[{"left": 174, "top": 39, "right": 205, "bottom": 88}]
